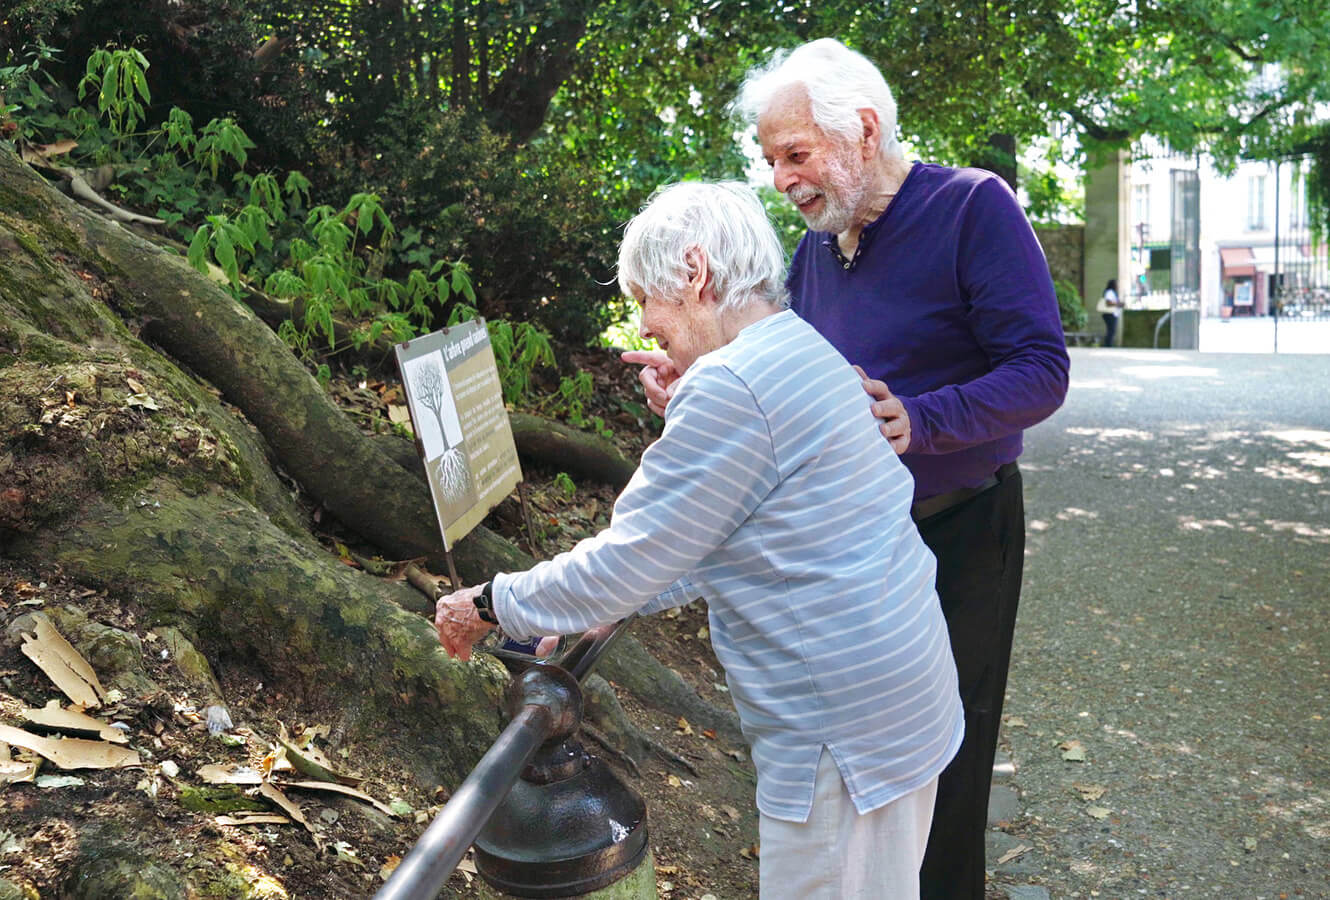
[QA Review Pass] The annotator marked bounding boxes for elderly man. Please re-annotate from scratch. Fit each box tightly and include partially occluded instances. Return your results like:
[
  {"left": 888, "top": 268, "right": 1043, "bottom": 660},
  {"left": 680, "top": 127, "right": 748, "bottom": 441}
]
[
  {"left": 627, "top": 40, "right": 1069, "bottom": 900},
  {"left": 437, "top": 181, "right": 963, "bottom": 899}
]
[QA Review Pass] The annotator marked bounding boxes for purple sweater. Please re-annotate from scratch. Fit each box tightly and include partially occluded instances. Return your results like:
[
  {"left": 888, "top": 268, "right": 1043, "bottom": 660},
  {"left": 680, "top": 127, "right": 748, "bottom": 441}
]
[{"left": 787, "top": 162, "right": 1070, "bottom": 501}]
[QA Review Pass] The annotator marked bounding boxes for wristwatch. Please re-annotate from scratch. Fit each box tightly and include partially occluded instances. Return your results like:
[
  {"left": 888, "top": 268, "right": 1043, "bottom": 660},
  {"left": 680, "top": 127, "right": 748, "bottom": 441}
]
[{"left": 472, "top": 581, "right": 498, "bottom": 624}]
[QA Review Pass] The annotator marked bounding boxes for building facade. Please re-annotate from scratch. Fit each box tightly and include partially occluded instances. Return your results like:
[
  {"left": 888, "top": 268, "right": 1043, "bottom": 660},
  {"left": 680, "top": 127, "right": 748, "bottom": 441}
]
[{"left": 1125, "top": 147, "right": 1328, "bottom": 352}]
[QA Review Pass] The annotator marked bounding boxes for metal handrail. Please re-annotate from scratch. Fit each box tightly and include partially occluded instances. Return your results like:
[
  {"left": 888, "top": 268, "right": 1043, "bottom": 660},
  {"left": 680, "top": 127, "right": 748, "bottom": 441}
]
[
  {"left": 560, "top": 613, "right": 637, "bottom": 682},
  {"left": 375, "top": 617, "right": 635, "bottom": 900},
  {"left": 375, "top": 703, "right": 554, "bottom": 900},
  {"left": 1153, "top": 309, "right": 1172, "bottom": 349}
]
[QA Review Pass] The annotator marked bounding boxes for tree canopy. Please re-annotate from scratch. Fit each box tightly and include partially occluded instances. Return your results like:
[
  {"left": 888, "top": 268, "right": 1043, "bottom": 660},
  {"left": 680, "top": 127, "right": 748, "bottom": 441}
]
[{"left": 5, "top": 0, "right": 1330, "bottom": 333}]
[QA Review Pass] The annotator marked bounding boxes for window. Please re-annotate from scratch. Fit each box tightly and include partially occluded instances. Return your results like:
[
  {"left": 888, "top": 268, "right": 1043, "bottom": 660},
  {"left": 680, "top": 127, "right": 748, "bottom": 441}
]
[
  {"left": 1247, "top": 174, "right": 1267, "bottom": 230},
  {"left": 1289, "top": 171, "right": 1307, "bottom": 230},
  {"left": 1133, "top": 184, "right": 1150, "bottom": 231}
]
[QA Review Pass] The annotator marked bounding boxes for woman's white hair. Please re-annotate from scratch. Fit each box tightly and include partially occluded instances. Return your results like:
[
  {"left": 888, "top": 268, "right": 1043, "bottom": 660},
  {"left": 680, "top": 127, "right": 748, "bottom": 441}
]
[
  {"left": 732, "top": 38, "right": 903, "bottom": 162},
  {"left": 617, "top": 181, "right": 789, "bottom": 314}
]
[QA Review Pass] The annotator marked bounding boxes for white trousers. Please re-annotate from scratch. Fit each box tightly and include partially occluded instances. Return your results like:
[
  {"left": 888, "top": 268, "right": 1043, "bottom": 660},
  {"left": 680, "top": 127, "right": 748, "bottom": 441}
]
[{"left": 758, "top": 749, "right": 938, "bottom": 900}]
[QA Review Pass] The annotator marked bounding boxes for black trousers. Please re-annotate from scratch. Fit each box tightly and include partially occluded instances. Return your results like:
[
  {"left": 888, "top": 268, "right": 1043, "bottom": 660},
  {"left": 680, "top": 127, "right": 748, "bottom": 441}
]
[
  {"left": 917, "top": 466, "right": 1025, "bottom": 900},
  {"left": 1101, "top": 312, "right": 1118, "bottom": 346}
]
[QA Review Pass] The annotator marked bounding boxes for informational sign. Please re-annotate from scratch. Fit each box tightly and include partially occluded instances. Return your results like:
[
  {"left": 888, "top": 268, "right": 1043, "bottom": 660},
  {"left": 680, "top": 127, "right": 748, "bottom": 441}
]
[
  {"left": 1234, "top": 281, "right": 1253, "bottom": 307},
  {"left": 395, "top": 320, "right": 522, "bottom": 550}
]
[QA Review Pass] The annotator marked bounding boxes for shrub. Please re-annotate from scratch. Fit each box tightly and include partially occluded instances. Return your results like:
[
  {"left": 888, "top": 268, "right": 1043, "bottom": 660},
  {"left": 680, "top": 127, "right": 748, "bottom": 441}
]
[
  {"left": 1054, "top": 279, "right": 1087, "bottom": 331},
  {"left": 318, "top": 103, "right": 621, "bottom": 347}
]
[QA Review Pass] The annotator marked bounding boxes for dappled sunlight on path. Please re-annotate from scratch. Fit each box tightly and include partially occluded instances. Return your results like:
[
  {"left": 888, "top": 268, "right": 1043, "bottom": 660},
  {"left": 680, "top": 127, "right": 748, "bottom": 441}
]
[{"left": 993, "top": 349, "right": 1330, "bottom": 898}]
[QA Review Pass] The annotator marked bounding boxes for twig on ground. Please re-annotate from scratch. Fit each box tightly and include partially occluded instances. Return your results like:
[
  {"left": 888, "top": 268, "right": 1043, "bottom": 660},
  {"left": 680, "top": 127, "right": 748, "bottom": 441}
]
[
  {"left": 580, "top": 723, "right": 642, "bottom": 777},
  {"left": 649, "top": 738, "right": 700, "bottom": 777}
]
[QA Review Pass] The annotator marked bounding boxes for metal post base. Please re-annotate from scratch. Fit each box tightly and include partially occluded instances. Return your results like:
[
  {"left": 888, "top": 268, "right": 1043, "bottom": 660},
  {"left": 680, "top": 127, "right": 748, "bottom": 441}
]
[{"left": 475, "top": 850, "right": 656, "bottom": 900}]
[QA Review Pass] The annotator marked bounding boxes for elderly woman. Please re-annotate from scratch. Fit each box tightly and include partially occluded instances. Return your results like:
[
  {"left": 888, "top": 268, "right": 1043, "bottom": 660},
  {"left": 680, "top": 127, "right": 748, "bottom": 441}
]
[{"left": 435, "top": 181, "right": 962, "bottom": 899}]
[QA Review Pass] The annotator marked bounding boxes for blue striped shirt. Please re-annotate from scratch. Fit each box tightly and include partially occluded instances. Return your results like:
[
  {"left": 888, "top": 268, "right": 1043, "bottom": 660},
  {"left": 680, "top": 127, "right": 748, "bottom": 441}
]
[{"left": 492, "top": 310, "right": 963, "bottom": 822}]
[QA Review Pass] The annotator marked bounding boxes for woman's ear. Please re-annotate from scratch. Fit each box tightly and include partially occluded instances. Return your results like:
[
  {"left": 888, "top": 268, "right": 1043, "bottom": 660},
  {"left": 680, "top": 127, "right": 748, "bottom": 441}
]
[{"left": 684, "top": 246, "right": 711, "bottom": 299}]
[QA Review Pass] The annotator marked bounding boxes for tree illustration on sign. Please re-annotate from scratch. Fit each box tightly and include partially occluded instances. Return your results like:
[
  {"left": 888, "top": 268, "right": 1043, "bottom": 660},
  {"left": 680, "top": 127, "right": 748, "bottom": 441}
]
[
  {"left": 418, "top": 361, "right": 452, "bottom": 442},
  {"left": 416, "top": 358, "right": 473, "bottom": 507}
]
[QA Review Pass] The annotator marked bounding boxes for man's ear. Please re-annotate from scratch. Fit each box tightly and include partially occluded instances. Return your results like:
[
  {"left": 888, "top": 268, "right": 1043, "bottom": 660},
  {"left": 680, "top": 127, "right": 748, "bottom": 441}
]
[{"left": 858, "top": 108, "right": 880, "bottom": 161}]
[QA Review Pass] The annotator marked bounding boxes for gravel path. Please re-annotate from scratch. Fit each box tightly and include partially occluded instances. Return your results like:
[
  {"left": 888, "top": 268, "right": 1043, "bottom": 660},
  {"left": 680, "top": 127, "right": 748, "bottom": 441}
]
[{"left": 989, "top": 348, "right": 1329, "bottom": 899}]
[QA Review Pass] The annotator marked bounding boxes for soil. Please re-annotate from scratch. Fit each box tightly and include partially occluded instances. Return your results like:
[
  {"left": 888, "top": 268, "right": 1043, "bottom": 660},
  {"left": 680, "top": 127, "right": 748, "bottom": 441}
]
[{"left": 0, "top": 346, "right": 763, "bottom": 899}]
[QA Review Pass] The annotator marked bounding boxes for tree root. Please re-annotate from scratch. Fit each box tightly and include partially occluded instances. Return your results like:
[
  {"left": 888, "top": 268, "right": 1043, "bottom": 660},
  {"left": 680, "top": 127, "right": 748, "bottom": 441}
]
[
  {"left": 579, "top": 722, "right": 641, "bottom": 778},
  {"left": 508, "top": 412, "right": 638, "bottom": 489},
  {"left": 0, "top": 142, "right": 743, "bottom": 786},
  {"left": 595, "top": 632, "right": 743, "bottom": 746},
  {"left": 582, "top": 674, "right": 701, "bottom": 778},
  {"left": 7, "top": 479, "right": 509, "bottom": 788}
]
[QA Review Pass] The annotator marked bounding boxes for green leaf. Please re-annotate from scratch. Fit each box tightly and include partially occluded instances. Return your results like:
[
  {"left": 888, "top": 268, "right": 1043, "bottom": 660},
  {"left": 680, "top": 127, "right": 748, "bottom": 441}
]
[
  {"left": 186, "top": 225, "right": 211, "bottom": 273},
  {"left": 212, "top": 229, "right": 237, "bottom": 285},
  {"left": 284, "top": 171, "right": 312, "bottom": 205},
  {"left": 264, "top": 269, "right": 306, "bottom": 298},
  {"left": 130, "top": 64, "right": 150, "bottom": 105}
]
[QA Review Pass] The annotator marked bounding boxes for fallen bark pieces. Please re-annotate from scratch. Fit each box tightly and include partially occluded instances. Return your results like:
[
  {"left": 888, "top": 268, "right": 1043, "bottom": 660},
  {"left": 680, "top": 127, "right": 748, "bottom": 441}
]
[
  {"left": 18, "top": 616, "right": 106, "bottom": 708},
  {"left": 0, "top": 743, "right": 39, "bottom": 785},
  {"left": 278, "top": 726, "right": 362, "bottom": 787},
  {"left": 196, "top": 763, "right": 264, "bottom": 785},
  {"left": 216, "top": 813, "right": 291, "bottom": 827},
  {"left": 21, "top": 699, "right": 128, "bottom": 744},
  {"left": 258, "top": 782, "right": 322, "bottom": 849},
  {"left": 0, "top": 723, "right": 140, "bottom": 770},
  {"left": 281, "top": 780, "right": 399, "bottom": 818}
]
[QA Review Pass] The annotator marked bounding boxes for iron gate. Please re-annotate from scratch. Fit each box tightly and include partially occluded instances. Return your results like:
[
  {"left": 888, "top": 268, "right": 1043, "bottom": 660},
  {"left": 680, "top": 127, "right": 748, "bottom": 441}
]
[{"left": 1274, "top": 157, "right": 1330, "bottom": 323}]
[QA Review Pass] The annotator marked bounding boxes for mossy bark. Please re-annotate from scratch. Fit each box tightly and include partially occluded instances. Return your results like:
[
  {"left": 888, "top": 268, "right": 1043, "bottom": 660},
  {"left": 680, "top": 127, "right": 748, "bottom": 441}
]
[
  {"left": 0, "top": 144, "right": 510, "bottom": 785},
  {"left": 0, "top": 142, "right": 500, "bottom": 581},
  {"left": 0, "top": 139, "right": 733, "bottom": 782},
  {"left": 6, "top": 476, "right": 509, "bottom": 785}
]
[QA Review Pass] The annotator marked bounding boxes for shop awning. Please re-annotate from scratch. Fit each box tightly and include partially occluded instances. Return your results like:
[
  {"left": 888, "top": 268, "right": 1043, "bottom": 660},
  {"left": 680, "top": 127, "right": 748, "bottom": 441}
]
[{"left": 1220, "top": 246, "right": 1256, "bottom": 277}]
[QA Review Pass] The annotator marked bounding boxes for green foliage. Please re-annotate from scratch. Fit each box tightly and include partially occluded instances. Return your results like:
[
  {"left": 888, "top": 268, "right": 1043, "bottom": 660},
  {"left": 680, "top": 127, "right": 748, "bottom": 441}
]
[
  {"left": 77, "top": 47, "right": 150, "bottom": 137},
  {"left": 194, "top": 117, "right": 255, "bottom": 180},
  {"left": 553, "top": 472, "right": 577, "bottom": 499},
  {"left": 1304, "top": 127, "right": 1330, "bottom": 242},
  {"left": 342, "top": 104, "right": 619, "bottom": 345},
  {"left": 1054, "top": 280, "right": 1088, "bottom": 332},
  {"left": 8, "top": 49, "right": 262, "bottom": 241},
  {"left": 1019, "top": 146, "right": 1084, "bottom": 225},
  {"left": 252, "top": 193, "right": 470, "bottom": 355},
  {"left": 447, "top": 304, "right": 554, "bottom": 406},
  {"left": 555, "top": 371, "right": 591, "bottom": 424},
  {"left": 595, "top": 298, "right": 652, "bottom": 352},
  {"left": 15, "top": 1, "right": 1330, "bottom": 379},
  {"left": 0, "top": 1, "right": 82, "bottom": 53},
  {"left": 530, "top": 370, "right": 613, "bottom": 439},
  {"left": 10, "top": 45, "right": 477, "bottom": 371},
  {"left": 0, "top": 41, "right": 70, "bottom": 142},
  {"left": 758, "top": 185, "right": 810, "bottom": 259}
]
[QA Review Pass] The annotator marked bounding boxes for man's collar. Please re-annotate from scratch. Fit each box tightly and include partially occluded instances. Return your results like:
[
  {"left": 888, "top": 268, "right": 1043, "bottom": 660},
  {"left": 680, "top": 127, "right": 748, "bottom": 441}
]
[{"left": 819, "top": 161, "right": 918, "bottom": 271}]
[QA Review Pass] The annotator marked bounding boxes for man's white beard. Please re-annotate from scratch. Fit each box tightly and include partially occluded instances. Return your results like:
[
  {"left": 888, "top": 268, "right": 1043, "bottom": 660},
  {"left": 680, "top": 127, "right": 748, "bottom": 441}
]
[{"left": 789, "top": 146, "right": 865, "bottom": 234}]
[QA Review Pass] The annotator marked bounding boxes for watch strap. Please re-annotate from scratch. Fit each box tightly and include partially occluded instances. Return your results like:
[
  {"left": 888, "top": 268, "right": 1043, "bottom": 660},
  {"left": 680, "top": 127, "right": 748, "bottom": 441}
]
[{"left": 473, "top": 581, "right": 498, "bottom": 624}]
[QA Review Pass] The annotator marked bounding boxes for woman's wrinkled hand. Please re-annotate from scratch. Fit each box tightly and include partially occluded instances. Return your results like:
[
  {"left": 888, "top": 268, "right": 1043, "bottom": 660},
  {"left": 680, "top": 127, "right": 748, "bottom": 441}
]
[{"left": 434, "top": 584, "right": 496, "bottom": 662}]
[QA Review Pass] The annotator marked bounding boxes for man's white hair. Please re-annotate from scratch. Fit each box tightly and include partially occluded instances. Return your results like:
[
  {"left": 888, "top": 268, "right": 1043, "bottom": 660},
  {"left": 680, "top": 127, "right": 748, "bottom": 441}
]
[
  {"left": 732, "top": 38, "right": 903, "bottom": 162},
  {"left": 617, "top": 181, "right": 790, "bottom": 313}
]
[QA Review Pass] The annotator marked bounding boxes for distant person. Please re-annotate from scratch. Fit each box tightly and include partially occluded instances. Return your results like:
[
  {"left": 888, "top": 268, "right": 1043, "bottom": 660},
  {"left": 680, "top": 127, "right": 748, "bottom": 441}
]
[
  {"left": 1099, "top": 278, "right": 1122, "bottom": 346},
  {"left": 436, "top": 181, "right": 964, "bottom": 900},
  {"left": 625, "top": 38, "right": 1069, "bottom": 899}
]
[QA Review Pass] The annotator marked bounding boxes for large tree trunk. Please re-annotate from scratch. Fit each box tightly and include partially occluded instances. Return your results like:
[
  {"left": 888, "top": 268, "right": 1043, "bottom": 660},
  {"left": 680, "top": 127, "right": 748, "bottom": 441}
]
[
  {"left": 0, "top": 143, "right": 509, "bottom": 786},
  {"left": 1, "top": 142, "right": 503, "bottom": 583},
  {"left": 0, "top": 140, "right": 738, "bottom": 771}
]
